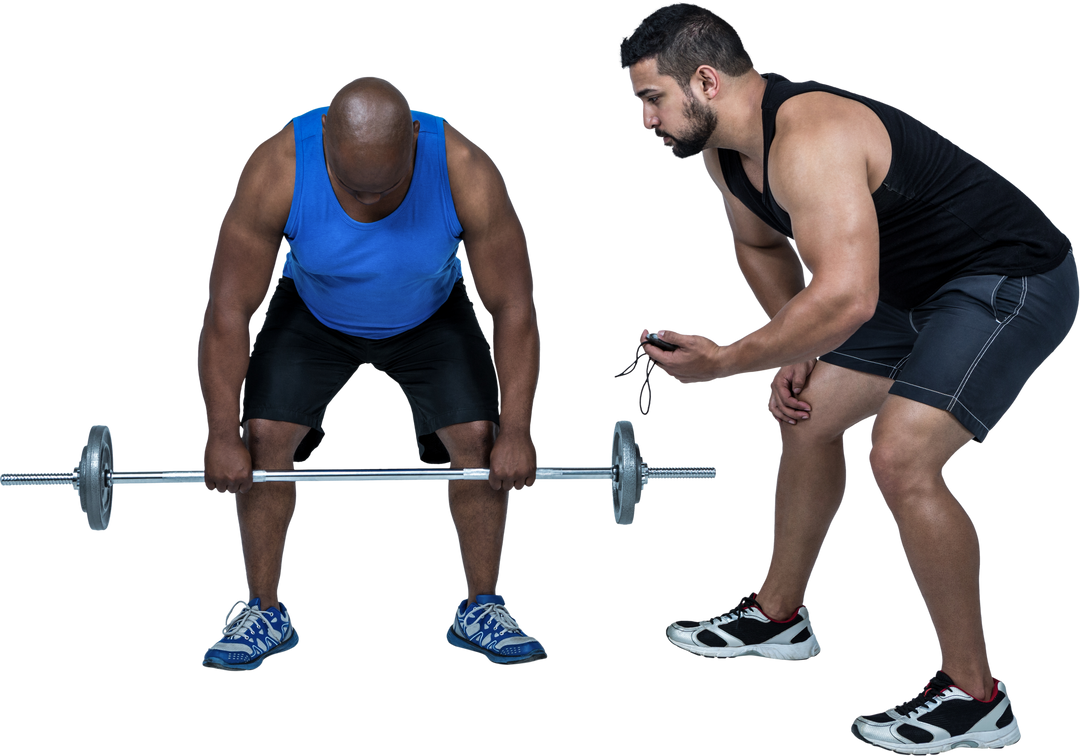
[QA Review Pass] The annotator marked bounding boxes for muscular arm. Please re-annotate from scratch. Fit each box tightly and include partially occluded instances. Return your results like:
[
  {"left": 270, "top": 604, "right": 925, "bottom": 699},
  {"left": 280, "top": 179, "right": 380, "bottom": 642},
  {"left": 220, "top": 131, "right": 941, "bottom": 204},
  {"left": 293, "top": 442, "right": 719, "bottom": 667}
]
[
  {"left": 198, "top": 126, "right": 294, "bottom": 492},
  {"left": 444, "top": 123, "right": 539, "bottom": 489},
  {"left": 704, "top": 149, "right": 806, "bottom": 319},
  {"left": 695, "top": 106, "right": 881, "bottom": 380}
]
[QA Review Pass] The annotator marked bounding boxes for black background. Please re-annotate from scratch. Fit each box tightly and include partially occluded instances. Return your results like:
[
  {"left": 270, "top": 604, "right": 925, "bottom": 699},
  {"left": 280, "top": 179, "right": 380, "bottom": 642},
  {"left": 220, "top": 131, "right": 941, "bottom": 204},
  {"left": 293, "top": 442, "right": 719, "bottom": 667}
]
[{"left": 10, "top": 5, "right": 1071, "bottom": 747}]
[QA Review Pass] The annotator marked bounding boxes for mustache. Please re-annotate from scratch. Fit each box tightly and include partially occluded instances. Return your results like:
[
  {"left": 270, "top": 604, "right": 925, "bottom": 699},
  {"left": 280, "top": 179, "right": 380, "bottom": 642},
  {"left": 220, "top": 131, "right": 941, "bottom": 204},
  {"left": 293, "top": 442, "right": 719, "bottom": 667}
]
[{"left": 654, "top": 128, "right": 673, "bottom": 140}]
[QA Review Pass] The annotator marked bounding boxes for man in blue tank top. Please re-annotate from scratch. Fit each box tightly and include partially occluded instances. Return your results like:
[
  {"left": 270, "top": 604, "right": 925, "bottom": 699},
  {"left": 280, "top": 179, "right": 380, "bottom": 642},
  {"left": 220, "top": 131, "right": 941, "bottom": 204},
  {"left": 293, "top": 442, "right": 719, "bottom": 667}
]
[
  {"left": 620, "top": 5, "right": 1076, "bottom": 753},
  {"left": 197, "top": 78, "right": 546, "bottom": 668}
]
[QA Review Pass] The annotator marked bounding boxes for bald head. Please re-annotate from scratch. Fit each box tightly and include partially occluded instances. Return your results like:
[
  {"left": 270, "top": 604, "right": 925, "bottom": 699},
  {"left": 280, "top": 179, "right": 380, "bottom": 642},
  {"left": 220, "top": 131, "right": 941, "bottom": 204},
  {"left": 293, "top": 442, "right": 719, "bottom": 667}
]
[
  {"left": 322, "top": 78, "right": 418, "bottom": 206},
  {"left": 325, "top": 78, "right": 413, "bottom": 159}
]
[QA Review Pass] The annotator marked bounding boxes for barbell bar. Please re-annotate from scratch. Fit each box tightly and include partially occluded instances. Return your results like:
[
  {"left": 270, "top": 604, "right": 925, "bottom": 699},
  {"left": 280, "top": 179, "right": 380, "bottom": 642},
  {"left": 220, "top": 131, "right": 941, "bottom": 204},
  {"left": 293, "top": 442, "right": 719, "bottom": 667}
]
[{"left": 1, "top": 421, "right": 715, "bottom": 530}]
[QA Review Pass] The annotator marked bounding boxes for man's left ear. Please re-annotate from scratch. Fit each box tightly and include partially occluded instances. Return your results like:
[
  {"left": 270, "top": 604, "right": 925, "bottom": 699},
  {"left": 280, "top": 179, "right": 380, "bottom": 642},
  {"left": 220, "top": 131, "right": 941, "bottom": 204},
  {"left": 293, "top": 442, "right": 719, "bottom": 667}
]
[{"left": 696, "top": 65, "right": 721, "bottom": 100}]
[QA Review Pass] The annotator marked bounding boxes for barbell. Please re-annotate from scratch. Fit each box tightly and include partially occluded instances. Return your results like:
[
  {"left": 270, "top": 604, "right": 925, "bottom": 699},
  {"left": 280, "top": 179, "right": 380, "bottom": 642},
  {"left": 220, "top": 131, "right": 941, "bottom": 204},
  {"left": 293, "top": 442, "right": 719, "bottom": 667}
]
[{"left": 1, "top": 421, "right": 715, "bottom": 530}]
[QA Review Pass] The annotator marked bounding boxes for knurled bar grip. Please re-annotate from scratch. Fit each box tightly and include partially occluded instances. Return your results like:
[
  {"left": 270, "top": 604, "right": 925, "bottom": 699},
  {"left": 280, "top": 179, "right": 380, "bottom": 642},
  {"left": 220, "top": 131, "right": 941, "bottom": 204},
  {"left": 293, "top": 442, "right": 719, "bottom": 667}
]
[{"left": 2, "top": 473, "right": 79, "bottom": 485}]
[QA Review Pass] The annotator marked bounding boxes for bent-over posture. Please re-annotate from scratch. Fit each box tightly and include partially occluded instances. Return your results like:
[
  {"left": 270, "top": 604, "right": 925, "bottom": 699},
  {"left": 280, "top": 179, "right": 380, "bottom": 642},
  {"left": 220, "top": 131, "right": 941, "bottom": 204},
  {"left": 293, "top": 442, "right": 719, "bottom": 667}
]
[
  {"left": 622, "top": 5, "right": 1076, "bottom": 752},
  {"left": 198, "top": 78, "right": 544, "bottom": 669}
]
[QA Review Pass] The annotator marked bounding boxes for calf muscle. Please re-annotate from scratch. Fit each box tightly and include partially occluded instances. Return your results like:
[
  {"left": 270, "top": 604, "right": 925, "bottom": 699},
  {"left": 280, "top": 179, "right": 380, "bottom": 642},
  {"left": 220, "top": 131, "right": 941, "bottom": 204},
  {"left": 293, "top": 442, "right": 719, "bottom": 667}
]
[{"left": 758, "top": 363, "right": 892, "bottom": 616}]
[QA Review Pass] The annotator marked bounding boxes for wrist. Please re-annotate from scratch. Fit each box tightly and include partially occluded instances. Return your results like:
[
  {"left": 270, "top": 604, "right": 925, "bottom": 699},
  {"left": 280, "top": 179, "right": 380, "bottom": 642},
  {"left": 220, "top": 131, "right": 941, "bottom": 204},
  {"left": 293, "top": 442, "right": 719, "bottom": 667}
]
[
  {"left": 711, "top": 343, "right": 734, "bottom": 379},
  {"left": 496, "top": 422, "right": 532, "bottom": 439},
  {"left": 207, "top": 421, "right": 243, "bottom": 444}
]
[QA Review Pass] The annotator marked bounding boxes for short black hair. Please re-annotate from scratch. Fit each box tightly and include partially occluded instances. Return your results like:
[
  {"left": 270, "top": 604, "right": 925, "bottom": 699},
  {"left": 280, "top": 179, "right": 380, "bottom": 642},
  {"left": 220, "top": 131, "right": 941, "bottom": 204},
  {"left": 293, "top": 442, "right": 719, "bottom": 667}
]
[{"left": 621, "top": 4, "right": 753, "bottom": 89}]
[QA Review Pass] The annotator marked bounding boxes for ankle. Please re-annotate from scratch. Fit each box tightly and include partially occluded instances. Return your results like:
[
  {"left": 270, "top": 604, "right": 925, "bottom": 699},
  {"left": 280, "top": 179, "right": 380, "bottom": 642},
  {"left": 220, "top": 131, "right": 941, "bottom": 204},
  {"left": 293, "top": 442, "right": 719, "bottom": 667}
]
[
  {"left": 251, "top": 596, "right": 279, "bottom": 610},
  {"left": 755, "top": 591, "right": 801, "bottom": 621},
  {"left": 942, "top": 668, "right": 996, "bottom": 701},
  {"left": 761, "top": 604, "right": 798, "bottom": 623}
]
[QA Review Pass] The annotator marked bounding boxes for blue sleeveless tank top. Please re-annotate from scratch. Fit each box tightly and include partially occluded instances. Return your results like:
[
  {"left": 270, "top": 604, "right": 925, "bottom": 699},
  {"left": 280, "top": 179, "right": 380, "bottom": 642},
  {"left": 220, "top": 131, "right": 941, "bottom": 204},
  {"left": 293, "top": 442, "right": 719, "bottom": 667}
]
[{"left": 282, "top": 108, "right": 463, "bottom": 338}]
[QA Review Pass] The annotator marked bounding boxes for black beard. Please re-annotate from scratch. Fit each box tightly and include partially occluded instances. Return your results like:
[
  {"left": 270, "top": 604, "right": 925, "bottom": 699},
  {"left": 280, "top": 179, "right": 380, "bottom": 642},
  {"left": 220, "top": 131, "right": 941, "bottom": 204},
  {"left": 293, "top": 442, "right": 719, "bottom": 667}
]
[{"left": 659, "top": 96, "right": 717, "bottom": 158}]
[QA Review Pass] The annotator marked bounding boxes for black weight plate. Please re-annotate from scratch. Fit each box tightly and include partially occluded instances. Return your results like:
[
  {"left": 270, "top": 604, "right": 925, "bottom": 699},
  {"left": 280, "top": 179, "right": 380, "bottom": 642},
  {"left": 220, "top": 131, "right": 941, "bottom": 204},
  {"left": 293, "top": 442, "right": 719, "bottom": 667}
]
[{"left": 81, "top": 426, "right": 113, "bottom": 530}]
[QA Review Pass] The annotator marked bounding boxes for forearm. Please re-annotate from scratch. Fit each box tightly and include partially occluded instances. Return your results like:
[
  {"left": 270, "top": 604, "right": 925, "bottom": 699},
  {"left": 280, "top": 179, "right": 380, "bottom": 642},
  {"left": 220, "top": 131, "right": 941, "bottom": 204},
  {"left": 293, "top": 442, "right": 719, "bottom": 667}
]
[
  {"left": 198, "top": 303, "right": 253, "bottom": 441},
  {"left": 490, "top": 302, "right": 539, "bottom": 434},
  {"left": 719, "top": 282, "right": 873, "bottom": 377}
]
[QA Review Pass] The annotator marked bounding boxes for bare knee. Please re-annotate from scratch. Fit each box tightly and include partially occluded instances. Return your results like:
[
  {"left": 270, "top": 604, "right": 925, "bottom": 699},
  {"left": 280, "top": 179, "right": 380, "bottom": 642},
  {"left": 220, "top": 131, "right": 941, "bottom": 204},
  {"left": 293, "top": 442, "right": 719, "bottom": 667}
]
[
  {"left": 869, "top": 436, "right": 938, "bottom": 511},
  {"left": 244, "top": 419, "right": 309, "bottom": 467},
  {"left": 779, "top": 413, "right": 849, "bottom": 449},
  {"left": 438, "top": 421, "right": 496, "bottom": 467}
]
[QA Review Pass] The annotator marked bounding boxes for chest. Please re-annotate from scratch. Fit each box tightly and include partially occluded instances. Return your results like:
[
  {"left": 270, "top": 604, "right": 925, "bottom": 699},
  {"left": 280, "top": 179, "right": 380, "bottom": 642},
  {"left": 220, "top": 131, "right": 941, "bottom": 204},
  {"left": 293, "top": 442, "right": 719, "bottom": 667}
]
[{"left": 739, "top": 153, "right": 766, "bottom": 194}]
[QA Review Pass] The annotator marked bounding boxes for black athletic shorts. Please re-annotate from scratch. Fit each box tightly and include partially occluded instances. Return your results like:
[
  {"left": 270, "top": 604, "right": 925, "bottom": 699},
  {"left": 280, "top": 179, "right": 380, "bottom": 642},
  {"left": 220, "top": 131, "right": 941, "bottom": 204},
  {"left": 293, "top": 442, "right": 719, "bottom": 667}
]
[
  {"left": 819, "top": 250, "right": 1077, "bottom": 441},
  {"left": 242, "top": 277, "right": 500, "bottom": 464}
]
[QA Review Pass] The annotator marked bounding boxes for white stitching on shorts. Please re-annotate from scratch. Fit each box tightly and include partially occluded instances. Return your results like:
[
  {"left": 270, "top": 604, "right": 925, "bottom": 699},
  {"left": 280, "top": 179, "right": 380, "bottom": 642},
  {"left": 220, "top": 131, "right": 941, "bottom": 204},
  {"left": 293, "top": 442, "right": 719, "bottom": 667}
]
[
  {"left": 825, "top": 352, "right": 902, "bottom": 378},
  {"left": 890, "top": 354, "right": 911, "bottom": 379},
  {"left": 892, "top": 381, "right": 990, "bottom": 431},
  {"left": 990, "top": 276, "right": 1007, "bottom": 323},
  {"left": 947, "top": 276, "right": 1028, "bottom": 413}
]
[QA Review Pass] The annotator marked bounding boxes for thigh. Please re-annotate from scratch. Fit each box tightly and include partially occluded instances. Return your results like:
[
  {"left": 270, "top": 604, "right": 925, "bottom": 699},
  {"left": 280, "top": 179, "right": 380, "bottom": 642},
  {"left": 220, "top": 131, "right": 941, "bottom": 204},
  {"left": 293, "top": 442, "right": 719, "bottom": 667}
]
[
  {"left": 369, "top": 280, "right": 500, "bottom": 463},
  {"left": 243, "top": 278, "right": 368, "bottom": 459},
  {"left": 780, "top": 361, "right": 893, "bottom": 446},
  {"left": 872, "top": 393, "right": 974, "bottom": 466},
  {"left": 892, "top": 253, "right": 1078, "bottom": 441}
]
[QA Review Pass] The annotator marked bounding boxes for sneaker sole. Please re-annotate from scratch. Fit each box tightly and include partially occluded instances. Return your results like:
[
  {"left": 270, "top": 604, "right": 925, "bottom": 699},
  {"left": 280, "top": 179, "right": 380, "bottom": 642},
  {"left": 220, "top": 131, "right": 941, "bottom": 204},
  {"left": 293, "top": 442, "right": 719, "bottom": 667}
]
[
  {"left": 202, "top": 628, "right": 299, "bottom": 671},
  {"left": 667, "top": 634, "right": 820, "bottom": 660},
  {"left": 851, "top": 718, "right": 1020, "bottom": 754},
  {"left": 445, "top": 625, "right": 547, "bottom": 664}
]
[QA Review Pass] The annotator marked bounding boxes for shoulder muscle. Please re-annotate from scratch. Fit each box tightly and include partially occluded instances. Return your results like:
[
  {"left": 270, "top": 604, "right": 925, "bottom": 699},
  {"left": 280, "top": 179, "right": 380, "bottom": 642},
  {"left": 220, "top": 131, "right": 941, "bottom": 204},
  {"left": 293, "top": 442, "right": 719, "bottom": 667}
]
[
  {"left": 442, "top": 121, "right": 514, "bottom": 236},
  {"left": 208, "top": 125, "right": 296, "bottom": 311},
  {"left": 767, "top": 94, "right": 882, "bottom": 286},
  {"left": 224, "top": 124, "right": 295, "bottom": 244},
  {"left": 770, "top": 92, "right": 890, "bottom": 211}
]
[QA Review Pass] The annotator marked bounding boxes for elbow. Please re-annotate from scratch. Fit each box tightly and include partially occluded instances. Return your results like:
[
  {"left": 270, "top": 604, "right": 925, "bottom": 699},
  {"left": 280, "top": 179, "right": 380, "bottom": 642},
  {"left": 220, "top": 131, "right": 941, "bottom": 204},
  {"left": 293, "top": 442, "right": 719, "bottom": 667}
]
[
  {"left": 833, "top": 274, "right": 876, "bottom": 328},
  {"left": 850, "top": 294, "right": 878, "bottom": 327},
  {"left": 834, "top": 292, "right": 877, "bottom": 339}
]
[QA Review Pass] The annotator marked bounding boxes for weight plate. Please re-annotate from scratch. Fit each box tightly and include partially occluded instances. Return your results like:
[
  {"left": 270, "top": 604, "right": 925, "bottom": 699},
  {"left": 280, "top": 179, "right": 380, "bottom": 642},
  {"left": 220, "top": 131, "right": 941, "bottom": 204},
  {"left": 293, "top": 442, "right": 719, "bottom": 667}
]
[
  {"left": 81, "top": 425, "right": 113, "bottom": 530},
  {"left": 612, "top": 420, "right": 638, "bottom": 524}
]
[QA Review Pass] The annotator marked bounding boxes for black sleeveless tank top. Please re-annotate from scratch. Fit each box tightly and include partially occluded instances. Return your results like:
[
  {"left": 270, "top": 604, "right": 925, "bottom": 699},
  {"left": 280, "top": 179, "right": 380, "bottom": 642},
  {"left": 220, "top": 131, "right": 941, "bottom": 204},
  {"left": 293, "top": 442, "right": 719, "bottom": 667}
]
[{"left": 718, "top": 74, "right": 1070, "bottom": 309}]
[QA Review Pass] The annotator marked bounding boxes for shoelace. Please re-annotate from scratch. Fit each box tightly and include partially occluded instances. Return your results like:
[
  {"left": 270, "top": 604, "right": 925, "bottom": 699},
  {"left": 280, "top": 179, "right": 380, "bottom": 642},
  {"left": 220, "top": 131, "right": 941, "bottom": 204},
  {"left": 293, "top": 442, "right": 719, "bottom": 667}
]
[
  {"left": 711, "top": 596, "right": 758, "bottom": 624},
  {"left": 894, "top": 674, "right": 954, "bottom": 716},
  {"left": 469, "top": 603, "right": 522, "bottom": 634},
  {"left": 669, "top": 591, "right": 756, "bottom": 622},
  {"left": 221, "top": 601, "right": 272, "bottom": 639},
  {"left": 615, "top": 343, "right": 657, "bottom": 415},
  {"left": 222, "top": 600, "right": 249, "bottom": 630}
]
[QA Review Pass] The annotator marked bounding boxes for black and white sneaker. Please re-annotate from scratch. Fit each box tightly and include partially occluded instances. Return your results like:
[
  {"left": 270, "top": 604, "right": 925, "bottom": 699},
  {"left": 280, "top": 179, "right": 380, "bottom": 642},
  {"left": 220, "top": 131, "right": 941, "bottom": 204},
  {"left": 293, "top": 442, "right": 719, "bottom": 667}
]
[
  {"left": 665, "top": 593, "right": 820, "bottom": 660},
  {"left": 851, "top": 672, "right": 1020, "bottom": 754}
]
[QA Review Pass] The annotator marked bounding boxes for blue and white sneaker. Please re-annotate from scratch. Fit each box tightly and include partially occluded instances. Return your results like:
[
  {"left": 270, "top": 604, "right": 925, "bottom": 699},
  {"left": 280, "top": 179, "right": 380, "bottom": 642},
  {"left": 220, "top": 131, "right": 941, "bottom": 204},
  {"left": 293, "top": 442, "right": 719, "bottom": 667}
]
[
  {"left": 446, "top": 594, "right": 546, "bottom": 664},
  {"left": 202, "top": 598, "right": 299, "bottom": 671}
]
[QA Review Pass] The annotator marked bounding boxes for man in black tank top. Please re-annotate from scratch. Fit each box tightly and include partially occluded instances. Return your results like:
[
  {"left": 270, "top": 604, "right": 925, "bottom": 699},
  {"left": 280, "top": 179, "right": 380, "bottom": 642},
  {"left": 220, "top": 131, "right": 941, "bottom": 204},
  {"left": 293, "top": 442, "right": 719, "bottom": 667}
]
[{"left": 621, "top": 5, "right": 1076, "bottom": 753}]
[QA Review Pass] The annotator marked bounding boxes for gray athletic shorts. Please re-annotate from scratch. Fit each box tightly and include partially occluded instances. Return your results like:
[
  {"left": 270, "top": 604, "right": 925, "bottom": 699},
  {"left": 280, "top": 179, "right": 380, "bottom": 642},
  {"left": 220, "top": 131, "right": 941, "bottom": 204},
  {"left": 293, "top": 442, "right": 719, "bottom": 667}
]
[{"left": 819, "top": 251, "right": 1077, "bottom": 441}]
